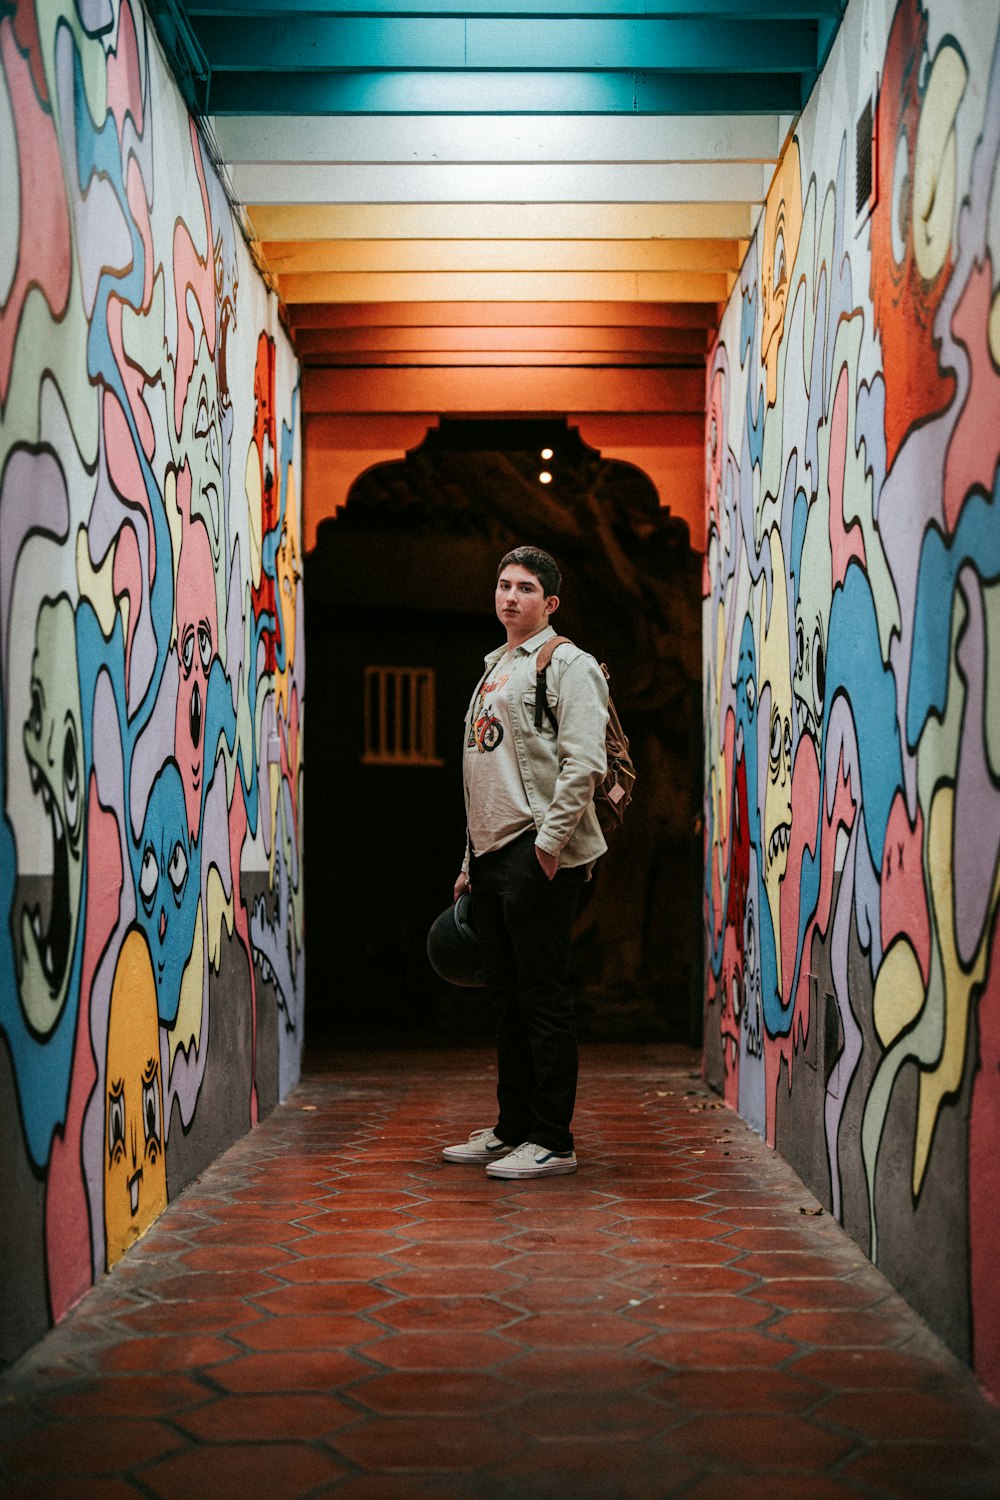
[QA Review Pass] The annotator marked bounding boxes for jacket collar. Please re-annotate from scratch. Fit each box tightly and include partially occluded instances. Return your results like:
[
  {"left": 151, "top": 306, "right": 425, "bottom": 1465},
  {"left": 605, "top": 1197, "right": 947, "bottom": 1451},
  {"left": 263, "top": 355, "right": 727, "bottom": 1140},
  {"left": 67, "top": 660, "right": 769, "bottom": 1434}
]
[{"left": 483, "top": 624, "right": 556, "bottom": 667}]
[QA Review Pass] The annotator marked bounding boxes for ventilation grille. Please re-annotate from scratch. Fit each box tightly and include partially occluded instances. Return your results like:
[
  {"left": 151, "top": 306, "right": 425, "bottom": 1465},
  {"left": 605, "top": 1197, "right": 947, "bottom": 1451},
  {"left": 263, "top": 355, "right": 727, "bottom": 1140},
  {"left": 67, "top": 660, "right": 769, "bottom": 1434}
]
[{"left": 856, "top": 95, "right": 875, "bottom": 218}]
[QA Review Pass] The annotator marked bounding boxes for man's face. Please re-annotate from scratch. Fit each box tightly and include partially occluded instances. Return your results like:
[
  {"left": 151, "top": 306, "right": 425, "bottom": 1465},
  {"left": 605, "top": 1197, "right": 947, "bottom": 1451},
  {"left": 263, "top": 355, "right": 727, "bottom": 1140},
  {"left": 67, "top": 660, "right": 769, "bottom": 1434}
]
[{"left": 495, "top": 565, "right": 557, "bottom": 644}]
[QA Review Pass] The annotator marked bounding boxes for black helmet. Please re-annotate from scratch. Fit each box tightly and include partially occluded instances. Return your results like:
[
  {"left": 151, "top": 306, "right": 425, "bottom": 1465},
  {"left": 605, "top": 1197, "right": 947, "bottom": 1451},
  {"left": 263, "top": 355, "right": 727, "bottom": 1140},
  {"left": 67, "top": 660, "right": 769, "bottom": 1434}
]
[{"left": 427, "top": 893, "right": 485, "bottom": 987}]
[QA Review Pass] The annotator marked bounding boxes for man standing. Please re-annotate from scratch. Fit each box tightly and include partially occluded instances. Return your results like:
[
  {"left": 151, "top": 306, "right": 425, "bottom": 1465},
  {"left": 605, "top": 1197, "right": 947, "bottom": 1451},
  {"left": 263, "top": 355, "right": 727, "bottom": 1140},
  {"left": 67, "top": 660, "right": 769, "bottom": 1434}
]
[{"left": 443, "top": 546, "right": 609, "bottom": 1178}]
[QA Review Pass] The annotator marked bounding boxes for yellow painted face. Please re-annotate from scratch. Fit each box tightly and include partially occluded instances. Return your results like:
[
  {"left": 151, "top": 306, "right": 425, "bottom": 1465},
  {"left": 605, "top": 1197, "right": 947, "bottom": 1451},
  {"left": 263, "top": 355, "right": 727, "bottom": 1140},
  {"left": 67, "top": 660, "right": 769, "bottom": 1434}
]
[
  {"left": 760, "top": 139, "right": 803, "bottom": 409},
  {"left": 104, "top": 930, "right": 167, "bottom": 1268}
]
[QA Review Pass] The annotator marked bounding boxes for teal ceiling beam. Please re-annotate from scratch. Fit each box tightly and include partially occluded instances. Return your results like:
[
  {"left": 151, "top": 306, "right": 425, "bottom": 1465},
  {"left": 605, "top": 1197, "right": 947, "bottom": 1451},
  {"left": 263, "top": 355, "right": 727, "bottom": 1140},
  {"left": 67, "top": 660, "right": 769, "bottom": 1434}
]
[
  {"left": 205, "top": 68, "right": 806, "bottom": 114},
  {"left": 184, "top": 1, "right": 843, "bottom": 16},
  {"left": 195, "top": 17, "right": 820, "bottom": 72}
]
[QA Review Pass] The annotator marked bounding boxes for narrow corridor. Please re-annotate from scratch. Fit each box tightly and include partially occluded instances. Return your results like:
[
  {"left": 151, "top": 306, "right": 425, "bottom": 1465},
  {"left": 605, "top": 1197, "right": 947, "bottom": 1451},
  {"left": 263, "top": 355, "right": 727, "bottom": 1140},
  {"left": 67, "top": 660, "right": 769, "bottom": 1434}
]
[{"left": 2, "top": 1046, "right": 998, "bottom": 1500}]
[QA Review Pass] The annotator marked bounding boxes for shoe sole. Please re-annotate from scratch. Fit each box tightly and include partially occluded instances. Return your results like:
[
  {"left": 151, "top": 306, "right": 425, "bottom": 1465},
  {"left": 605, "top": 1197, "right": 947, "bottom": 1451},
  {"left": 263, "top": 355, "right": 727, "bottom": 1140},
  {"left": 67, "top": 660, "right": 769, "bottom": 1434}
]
[
  {"left": 485, "top": 1161, "right": 577, "bottom": 1179},
  {"left": 441, "top": 1147, "right": 513, "bottom": 1165}
]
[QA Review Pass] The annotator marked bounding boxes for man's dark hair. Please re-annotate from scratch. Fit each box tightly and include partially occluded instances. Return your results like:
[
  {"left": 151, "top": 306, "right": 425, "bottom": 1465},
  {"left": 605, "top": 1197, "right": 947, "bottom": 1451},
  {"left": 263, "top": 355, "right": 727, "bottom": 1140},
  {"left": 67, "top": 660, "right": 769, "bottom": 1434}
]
[{"left": 497, "top": 546, "right": 562, "bottom": 598}]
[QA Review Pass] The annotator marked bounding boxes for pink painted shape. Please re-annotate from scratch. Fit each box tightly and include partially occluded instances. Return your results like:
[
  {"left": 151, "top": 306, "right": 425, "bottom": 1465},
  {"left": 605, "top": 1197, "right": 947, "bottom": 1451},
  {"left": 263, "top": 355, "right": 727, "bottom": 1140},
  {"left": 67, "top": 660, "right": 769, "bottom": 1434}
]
[
  {"left": 828, "top": 367, "right": 867, "bottom": 589},
  {"left": 105, "top": 0, "right": 143, "bottom": 145},
  {"left": 944, "top": 257, "right": 1000, "bottom": 533},
  {"left": 228, "top": 793, "right": 258, "bottom": 1125},
  {"left": 0, "top": 20, "right": 72, "bottom": 405},
  {"left": 764, "top": 743, "right": 857, "bottom": 1144},
  {"left": 45, "top": 777, "right": 121, "bottom": 1321},
  {"left": 172, "top": 122, "right": 217, "bottom": 437},
  {"left": 880, "top": 791, "right": 930, "bottom": 984}
]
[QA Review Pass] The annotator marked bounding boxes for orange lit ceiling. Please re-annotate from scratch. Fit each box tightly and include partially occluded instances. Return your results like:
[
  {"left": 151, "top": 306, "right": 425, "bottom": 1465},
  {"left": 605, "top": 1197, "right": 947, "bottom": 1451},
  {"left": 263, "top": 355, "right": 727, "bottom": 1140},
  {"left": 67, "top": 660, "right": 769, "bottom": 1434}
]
[{"left": 149, "top": 2, "right": 846, "bottom": 544}]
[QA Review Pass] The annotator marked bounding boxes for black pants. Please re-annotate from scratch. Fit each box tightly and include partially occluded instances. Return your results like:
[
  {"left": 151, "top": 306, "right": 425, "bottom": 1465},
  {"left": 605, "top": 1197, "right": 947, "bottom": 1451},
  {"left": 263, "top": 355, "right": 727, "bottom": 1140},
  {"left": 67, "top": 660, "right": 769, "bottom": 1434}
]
[{"left": 470, "top": 829, "right": 586, "bottom": 1153}]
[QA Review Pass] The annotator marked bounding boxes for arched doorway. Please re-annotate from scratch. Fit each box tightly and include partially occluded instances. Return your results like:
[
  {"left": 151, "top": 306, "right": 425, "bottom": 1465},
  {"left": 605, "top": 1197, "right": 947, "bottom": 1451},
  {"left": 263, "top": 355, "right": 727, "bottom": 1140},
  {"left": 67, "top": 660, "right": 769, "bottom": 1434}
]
[{"left": 304, "top": 418, "right": 702, "bottom": 1047}]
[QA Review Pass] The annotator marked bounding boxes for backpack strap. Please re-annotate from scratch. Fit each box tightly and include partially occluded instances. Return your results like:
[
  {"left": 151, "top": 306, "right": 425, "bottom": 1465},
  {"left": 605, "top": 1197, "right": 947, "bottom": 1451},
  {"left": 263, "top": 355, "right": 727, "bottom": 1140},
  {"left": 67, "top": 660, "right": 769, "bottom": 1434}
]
[{"left": 534, "top": 635, "right": 573, "bottom": 731}]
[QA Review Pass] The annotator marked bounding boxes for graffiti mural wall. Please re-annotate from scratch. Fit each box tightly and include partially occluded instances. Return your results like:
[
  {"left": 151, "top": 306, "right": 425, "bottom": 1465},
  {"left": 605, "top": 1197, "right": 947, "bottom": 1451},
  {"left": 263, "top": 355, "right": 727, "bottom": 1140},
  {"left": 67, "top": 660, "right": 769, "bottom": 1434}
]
[
  {"left": 703, "top": 0, "right": 1000, "bottom": 1396},
  {"left": 0, "top": 0, "right": 304, "bottom": 1364}
]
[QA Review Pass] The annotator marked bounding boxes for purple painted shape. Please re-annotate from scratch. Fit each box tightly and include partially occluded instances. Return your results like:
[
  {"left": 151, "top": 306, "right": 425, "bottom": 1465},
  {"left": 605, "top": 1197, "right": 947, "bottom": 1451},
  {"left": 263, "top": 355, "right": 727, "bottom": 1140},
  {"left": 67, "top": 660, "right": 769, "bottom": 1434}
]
[
  {"left": 823, "top": 695, "right": 866, "bottom": 1224},
  {"left": 954, "top": 571, "right": 1000, "bottom": 967}
]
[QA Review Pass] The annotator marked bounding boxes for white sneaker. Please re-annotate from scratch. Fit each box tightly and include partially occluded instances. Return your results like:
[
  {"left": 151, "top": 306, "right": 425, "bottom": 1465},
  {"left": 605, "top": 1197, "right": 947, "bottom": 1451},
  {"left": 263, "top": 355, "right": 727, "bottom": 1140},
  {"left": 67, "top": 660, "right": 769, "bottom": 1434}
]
[
  {"left": 442, "top": 1128, "right": 515, "bottom": 1165},
  {"left": 485, "top": 1141, "right": 578, "bottom": 1179}
]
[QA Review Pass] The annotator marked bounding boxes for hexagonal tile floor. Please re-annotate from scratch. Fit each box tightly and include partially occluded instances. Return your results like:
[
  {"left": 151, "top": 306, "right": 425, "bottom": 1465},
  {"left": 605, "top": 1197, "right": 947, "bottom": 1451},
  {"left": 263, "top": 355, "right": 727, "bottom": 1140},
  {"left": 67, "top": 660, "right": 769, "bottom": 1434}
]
[{"left": 2, "top": 1044, "right": 999, "bottom": 1499}]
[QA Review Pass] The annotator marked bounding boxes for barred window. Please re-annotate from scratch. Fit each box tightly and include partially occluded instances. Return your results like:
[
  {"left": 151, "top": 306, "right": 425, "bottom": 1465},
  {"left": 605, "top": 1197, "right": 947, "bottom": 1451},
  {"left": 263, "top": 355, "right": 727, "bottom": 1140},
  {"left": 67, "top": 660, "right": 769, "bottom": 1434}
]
[{"left": 363, "top": 667, "right": 443, "bottom": 767}]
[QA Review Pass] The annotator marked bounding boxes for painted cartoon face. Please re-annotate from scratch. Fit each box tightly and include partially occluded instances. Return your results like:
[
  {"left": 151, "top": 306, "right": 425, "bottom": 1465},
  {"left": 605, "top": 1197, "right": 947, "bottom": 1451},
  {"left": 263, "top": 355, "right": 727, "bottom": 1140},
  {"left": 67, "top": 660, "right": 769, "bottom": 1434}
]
[
  {"left": 706, "top": 364, "right": 728, "bottom": 563},
  {"left": 793, "top": 504, "right": 832, "bottom": 743},
  {"left": 871, "top": 0, "right": 963, "bottom": 470},
  {"left": 19, "top": 598, "right": 84, "bottom": 1036},
  {"left": 177, "top": 336, "right": 224, "bottom": 562},
  {"left": 760, "top": 139, "right": 803, "bottom": 408},
  {"left": 759, "top": 537, "right": 794, "bottom": 949},
  {"left": 104, "top": 929, "right": 167, "bottom": 1268},
  {"left": 247, "top": 333, "right": 278, "bottom": 623},
  {"left": 174, "top": 491, "right": 217, "bottom": 838},
  {"left": 135, "top": 761, "right": 198, "bottom": 1027},
  {"left": 276, "top": 474, "right": 300, "bottom": 678}
]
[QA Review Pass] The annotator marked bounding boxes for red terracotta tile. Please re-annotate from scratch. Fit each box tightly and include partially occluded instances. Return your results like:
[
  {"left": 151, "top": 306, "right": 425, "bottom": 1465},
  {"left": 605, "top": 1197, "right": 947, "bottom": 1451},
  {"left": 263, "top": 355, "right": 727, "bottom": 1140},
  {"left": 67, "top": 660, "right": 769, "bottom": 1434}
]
[
  {"left": 669, "top": 1411, "right": 854, "bottom": 1468},
  {"left": 387, "top": 1240, "right": 516, "bottom": 1269},
  {"left": 640, "top": 1329, "right": 798, "bottom": 1367},
  {"left": 496, "top": 1251, "right": 617, "bottom": 1279},
  {"left": 3, "top": 1480, "right": 140, "bottom": 1500},
  {"left": 179, "top": 1244, "right": 298, "bottom": 1272},
  {"left": 758, "top": 1276, "right": 888, "bottom": 1311},
  {"left": 352, "top": 1369, "right": 517, "bottom": 1415},
  {"left": 330, "top": 1415, "right": 521, "bottom": 1472},
  {"left": 495, "top": 1391, "right": 670, "bottom": 1440},
  {"left": 249, "top": 1282, "right": 392, "bottom": 1316},
  {"left": 721, "top": 1227, "right": 853, "bottom": 1252},
  {"left": 392, "top": 1220, "right": 519, "bottom": 1244},
  {"left": 787, "top": 1345, "right": 962, "bottom": 1390},
  {"left": 277, "top": 1254, "right": 400, "bottom": 1282},
  {"left": 41, "top": 1374, "right": 209, "bottom": 1418},
  {"left": 608, "top": 1236, "right": 738, "bottom": 1267},
  {"left": 499, "top": 1347, "right": 667, "bottom": 1392},
  {"left": 94, "top": 1333, "right": 238, "bottom": 1373},
  {"left": 286, "top": 1230, "right": 402, "bottom": 1257},
  {"left": 203, "top": 1347, "right": 371, "bottom": 1393},
  {"left": 841, "top": 1442, "right": 1000, "bottom": 1497},
  {"left": 184, "top": 1222, "right": 312, "bottom": 1246},
  {"left": 232, "top": 1312, "right": 377, "bottom": 1350},
  {"left": 503, "top": 1277, "right": 638, "bottom": 1313},
  {"left": 508, "top": 1310, "right": 644, "bottom": 1348},
  {"left": 680, "top": 1477, "right": 863, "bottom": 1500},
  {"left": 487, "top": 1441, "right": 699, "bottom": 1499},
  {"left": 377, "top": 1268, "right": 520, "bottom": 1297},
  {"left": 151, "top": 1271, "right": 279, "bottom": 1300},
  {"left": 817, "top": 1388, "right": 990, "bottom": 1442},
  {"left": 734, "top": 1250, "right": 863, "bottom": 1278},
  {"left": 629, "top": 1293, "right": 772, "bottom": 1331},
  {"left": 621, "top": 1264, "right": 759, "bottom": 1296},
  {"left": 110, "top": 1297, "right": 264, "bottom": 1336},
  {"left": 176, "top": 1391, "right": 358, "bottom": 1441},
  {"left": 616, "top": 1215, "right": 733, "bottom": 1241},
  {"left": 140, "top": 1440, "right": 344, "bottom": 1500},
  {"left": 3, "top": 1417, "right": 184, "bottom": 1476},
  {"left": 359, "top": 1331, "right": 521, "bottom": 1369},
  {"left": 768, "top": 1307, "right": 912, "bottom": 1348},
  {"left": 370, "top": 1295, "right": 519, "bottom": 1333},
  {"left": 649, "top": 1367, "right": 819, "bottom": 1414},
  {"left": 327, "top": 1478, "right": 468, "bottom": 1500}
]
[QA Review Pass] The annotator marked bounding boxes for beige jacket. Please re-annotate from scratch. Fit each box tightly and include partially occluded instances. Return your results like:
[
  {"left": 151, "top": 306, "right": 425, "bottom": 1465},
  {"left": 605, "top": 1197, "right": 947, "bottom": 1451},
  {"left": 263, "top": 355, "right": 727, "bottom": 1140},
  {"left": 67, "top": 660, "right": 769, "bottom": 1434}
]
[{"left": 463, "top": 626, "right": 609, "bottom": 871}]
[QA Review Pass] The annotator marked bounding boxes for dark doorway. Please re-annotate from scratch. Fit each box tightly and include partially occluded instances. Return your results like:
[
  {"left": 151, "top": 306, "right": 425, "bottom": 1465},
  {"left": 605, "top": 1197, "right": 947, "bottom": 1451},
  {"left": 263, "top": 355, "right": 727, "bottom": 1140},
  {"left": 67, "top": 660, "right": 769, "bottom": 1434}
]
[{"left": 304, "top": 418, "right": 702, "bottom": 1048}]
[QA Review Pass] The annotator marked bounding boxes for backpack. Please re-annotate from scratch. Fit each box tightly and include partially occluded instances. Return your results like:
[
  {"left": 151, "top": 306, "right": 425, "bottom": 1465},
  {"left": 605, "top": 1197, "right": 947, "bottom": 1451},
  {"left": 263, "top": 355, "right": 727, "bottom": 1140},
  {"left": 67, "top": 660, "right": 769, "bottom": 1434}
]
[{"left": 533, "top": 635, "right": 636, "bottom": 835}]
